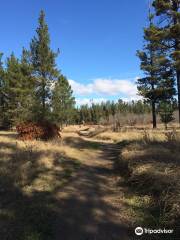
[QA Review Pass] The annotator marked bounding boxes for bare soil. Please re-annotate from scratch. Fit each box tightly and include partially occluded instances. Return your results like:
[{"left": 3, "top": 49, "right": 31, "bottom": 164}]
[{"left": 54, "top": 136, "right": 131, "bottom": 240}]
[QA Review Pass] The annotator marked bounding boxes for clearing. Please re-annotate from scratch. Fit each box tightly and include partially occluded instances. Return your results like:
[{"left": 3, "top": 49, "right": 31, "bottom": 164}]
[{"left": 0, "top": 126, "right": 180, "bottom": 240}]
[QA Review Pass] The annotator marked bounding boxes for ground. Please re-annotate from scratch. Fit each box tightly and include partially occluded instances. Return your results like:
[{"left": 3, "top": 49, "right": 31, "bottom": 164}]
[{"left": 0, "top": 126, "right": 180, "bottom": 240}]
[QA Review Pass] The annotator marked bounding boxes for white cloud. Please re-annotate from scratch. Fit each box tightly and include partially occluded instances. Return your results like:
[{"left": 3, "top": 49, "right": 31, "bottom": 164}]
[
  {"left": 93, "top": 78, "right": 137, "bottom": 96},
  {"left": 68, "top": 79, "right": 93, "bottom": 95},
  {"left": 121, "top": 95, "right": 142, "bottom": 102},
  {"left": 69, "top": 77, "right": 138, "bottom": 98},
  {"left": 76, "top": 98, "right": 107, "bottom": 106}
]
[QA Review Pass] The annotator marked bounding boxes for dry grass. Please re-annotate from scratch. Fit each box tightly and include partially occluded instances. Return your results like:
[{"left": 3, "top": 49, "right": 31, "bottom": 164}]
[
  {"left": 0, "top": 131, "right": 82, "bottom": 240},
  {"left": 110, "top": 128, "right": 180, "bottom": 235},
  {"left": 0, "top": 129, "right": 109, "bottom": 240},
  {"left": 94, "top": 128, "right": 169, "bottom": 142},
  {"left": 65, "top": 125, "right": 180, "bottom": 234},
  {"left": 1, "top": 126, "right": 180, "bottom": 239}
]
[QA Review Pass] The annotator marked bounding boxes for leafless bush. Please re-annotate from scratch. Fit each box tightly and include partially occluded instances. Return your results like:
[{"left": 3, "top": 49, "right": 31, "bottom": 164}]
[
  {"left": 142, "top": 129, "right": 151, "bottom": 143},
  {"left": 164, "top": 129, "right": 178, "bottom": 143}
]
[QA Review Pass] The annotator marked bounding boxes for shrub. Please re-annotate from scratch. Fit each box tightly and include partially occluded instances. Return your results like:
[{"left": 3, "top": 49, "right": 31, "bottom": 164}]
[
  {"left": 159, "top": 102, "right": 174, "bottom": 129},
  {"left": 16, "top": 121, "right": 61, "bottom": 140}
]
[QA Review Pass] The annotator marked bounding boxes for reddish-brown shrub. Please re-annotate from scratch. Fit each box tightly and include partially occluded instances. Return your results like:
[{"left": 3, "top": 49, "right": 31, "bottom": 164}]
[{"left": 16, "top": 121, "right": 61, "bottom": 140}]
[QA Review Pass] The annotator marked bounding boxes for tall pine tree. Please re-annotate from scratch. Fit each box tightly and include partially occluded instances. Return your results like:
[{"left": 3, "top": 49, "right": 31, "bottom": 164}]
[
  {"left": 137, "top": 7, "right": 175, "bottom": 128},
  {"left": 30, "top": 10, "right": 59, "bottom": 121},
  {"left": 152, "top": 0, "right": 180, "bottom": 122}
]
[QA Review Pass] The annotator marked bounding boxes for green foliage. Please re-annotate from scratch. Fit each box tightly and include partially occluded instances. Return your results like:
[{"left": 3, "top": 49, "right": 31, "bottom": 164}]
[
  {"left": 78, "top": 99, "right": 151, "bottom": 125},
  {"left": 2, "top": 51, "right": 35, "bottom": 125},
  {"left": 159, "top": 102, "right": 174, "bottom": 129},
  {"left": 0, "top": 7, "right": 179, "bottom": 129},
  {"left": 0, "top": 53, "right": 9, "bottom": 128},
  {"left": 18, "top": 48, "right": 36, "bottom": 122},
  {"left": 5, "top": 53, "right": 27, "bottom": 124},
  {"left": 137, "top": 50, "right": 175, "bottom": 102},
  {"left": 52, "top": 75, "right": 75, "bottom": 126},
  {"left": 152, "top": 0, "right": 180, "bottom": 121},
  {"left": 137, "top": 7, "right": 176, "bottom": 128},
  {"left": 0, "top": 11, "right": 76, "bottom": 128},
  {"left": 30, "top": 10, "right": 59, "bottom": 121}
]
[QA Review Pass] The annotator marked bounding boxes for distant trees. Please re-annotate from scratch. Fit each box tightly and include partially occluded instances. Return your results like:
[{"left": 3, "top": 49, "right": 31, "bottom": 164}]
[
  {"left": 137, "top": 3, "right": 177, "bottom": 128},
  {"left": 77, "top": 99, "right": 152, "bottom": 125}
]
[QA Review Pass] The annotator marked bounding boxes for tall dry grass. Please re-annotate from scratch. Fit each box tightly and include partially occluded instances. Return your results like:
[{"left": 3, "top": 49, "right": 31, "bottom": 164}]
[
  {"left": 109, "top": 129, "right": 180, "bottom": 237},
  {"left": 0, "top": 131, "right": 82, "bottom": 240},
  {"left": 1, "top": 127, "right": 180, "bottom": 239}
]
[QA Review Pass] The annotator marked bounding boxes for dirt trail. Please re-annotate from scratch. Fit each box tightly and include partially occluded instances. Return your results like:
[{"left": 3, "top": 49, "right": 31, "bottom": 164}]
[{"left": 54, "top": 137, "right": 131, "bottom": 240}]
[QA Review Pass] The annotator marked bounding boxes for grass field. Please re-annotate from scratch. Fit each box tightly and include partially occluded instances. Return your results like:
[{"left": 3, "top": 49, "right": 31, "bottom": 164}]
[{"left": 0, "top": 126, "right": 180, "bottom": 239}]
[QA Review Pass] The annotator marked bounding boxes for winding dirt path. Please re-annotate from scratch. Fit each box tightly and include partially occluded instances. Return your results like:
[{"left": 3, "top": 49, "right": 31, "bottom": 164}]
[{"left": 54, "top": 137, "right": 131, "bottom": 240}]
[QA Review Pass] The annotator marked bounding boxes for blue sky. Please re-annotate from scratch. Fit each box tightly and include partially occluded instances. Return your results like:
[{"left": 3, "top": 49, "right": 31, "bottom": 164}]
[{"left": 0, "top": 0, "right": 149, "bottom": 104}]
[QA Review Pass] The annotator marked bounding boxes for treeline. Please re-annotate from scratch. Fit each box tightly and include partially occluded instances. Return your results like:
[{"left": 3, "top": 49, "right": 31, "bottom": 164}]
[
  {"left": 76, "top": 0, "right": 180, "bottom": 128},
  {"left": 75, "top": 100, "right": 151, "bottom": 124},
  {"left": 137, "top": 0, "right": 180, "bottom": 128},
  {"left": 74, "top": 99, "right": 178, "bottom": 126},
  {"left": 0, "top": 11, "right": 75, "bottom": 129},
  {"left": 0, "top": 1, "right": 179, "bottom": 130}
]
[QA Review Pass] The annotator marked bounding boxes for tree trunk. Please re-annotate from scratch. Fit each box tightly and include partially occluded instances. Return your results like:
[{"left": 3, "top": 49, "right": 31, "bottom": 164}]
[
  {"left": 42, "top": 76, "right": 46, "bottom": 120},
  {"left": 172, "top": 0, "right": 180, "bottom": 123},
  {"left": 152, "top": 101, "right": 156, "bottom": 128},
  {"left": 177, "top": 71, "right": 180, "bottom": 124}
]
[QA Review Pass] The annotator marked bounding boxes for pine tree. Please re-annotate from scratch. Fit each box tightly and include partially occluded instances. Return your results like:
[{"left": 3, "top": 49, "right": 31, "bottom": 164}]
[
  {"left": 0, "top": 53, "right": 9, "bottom": 128},
  {"left": 0, "top": 53, "right": 4, "bottom": 110},
  {"left": 152, "top": 0, "right": 180, "bottom": 122},
  {"left": 30, "top": 10, "right": 59, "bottom": 121},
  {"left": 80, "top": 104, "right": 92, "bottom": 124},
  {"left": 102, "top": 101, "right": 111, "bottom": 123},
  {"left": 18, "top": 48, "right": 35, "bottom": 122},
  {"left": 159, "top": 101, "right": 174, "bottom": 129},
  {"left": 3, "top": 51, "right": 34, "bottom": 125},
  {"left": 110, "top": 101, "right": 116, "bottom": 118},
  {"left": 137, "top": 9, "right": 175, "bottom": 128},
  {"left": 90, "top": 103, "right": 101, "bottom": 124},
  {"left": 52, "top": 75, "right": 75, "bottom": 127},
  {"left": 5, "top": 53, "right": 22, "bottom": 125}
]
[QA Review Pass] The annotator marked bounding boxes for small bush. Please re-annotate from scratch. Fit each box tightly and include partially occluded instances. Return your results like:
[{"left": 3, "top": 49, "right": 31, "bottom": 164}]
[
  {"left": 142, "top": 129, "right": 151, "bottom": 143},
  {"left": 164, "top": 129, "right": 177, "bottom": 142},
  {"left": 16, "top": 121, "right": 61, "bottom": 140}
]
